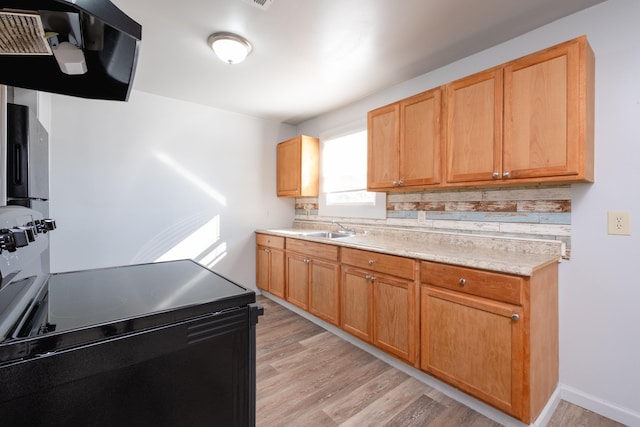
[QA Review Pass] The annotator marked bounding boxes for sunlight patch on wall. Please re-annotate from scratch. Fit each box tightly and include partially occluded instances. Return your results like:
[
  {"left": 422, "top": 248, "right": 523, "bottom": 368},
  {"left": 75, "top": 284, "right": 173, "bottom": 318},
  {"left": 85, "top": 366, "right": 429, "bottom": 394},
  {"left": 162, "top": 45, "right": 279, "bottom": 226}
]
[
  {"left": 154, "top": 150, "right": 227, "bottom": 206},
  {"left": 156, "top": 215, "right": 221, "bottom": 262},
  {"left": 198, "top": 241, "right": 227, "bottom": 268}
]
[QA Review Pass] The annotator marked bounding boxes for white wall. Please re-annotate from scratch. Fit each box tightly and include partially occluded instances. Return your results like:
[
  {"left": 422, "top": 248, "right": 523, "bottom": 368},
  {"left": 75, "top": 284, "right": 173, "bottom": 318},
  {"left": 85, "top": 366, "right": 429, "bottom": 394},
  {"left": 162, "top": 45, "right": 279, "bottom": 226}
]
[
  {"left": 299, "top": 0, "right": 640, "bottom": 423},
  {"left": 49, "top": 90, "right": 296, "bottom": 288}
]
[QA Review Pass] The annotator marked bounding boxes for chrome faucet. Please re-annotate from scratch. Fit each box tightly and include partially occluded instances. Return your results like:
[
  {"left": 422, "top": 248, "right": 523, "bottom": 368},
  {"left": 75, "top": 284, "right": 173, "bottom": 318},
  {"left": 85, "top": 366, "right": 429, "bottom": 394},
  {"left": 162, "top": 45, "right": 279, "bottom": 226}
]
[{"left": 332, "top": 221, "right": 355, "bottom": 234}]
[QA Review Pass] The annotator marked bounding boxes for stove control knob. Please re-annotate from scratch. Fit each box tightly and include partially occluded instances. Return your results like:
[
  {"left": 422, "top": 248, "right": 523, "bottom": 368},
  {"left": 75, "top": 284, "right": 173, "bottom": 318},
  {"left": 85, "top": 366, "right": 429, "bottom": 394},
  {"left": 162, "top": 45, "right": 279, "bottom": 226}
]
[
  {"left": 43, "top": 219, "right": 57, "bottom": 231},
  {"left": 16, "top": 226, "right": 36, "bottom": 242},
  {"left": 0, "top": 229, "right": 17, "bottom": 253},
  {"left": 10, "top": 228, "right": 29, "bottom": 248},
  {"left": 29, "top": 219, "right": 57, "bottom": 234}
]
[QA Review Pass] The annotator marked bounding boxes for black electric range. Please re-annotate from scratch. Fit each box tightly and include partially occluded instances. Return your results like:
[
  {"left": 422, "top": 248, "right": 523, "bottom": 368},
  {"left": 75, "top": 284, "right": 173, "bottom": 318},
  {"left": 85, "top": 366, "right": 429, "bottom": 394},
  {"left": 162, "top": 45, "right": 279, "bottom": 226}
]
[{"left": 0, "top": 207, "right": 262, "bottom": 427}]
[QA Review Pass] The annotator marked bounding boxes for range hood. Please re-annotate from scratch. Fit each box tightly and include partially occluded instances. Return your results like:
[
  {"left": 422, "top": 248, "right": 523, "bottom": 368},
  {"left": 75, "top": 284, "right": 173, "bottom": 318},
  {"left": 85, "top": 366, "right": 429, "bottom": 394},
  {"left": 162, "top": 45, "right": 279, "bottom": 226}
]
[{"left": 0, "top": 0, "right": 141, "bottom": 102}]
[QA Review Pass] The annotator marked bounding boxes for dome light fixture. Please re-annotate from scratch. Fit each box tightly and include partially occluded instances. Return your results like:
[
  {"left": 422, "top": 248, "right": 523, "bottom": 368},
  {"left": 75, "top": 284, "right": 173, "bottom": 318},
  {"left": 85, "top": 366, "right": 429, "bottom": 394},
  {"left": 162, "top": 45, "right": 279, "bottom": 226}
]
[{"left": 208, "top": 32, "right": 252, "bottom": 65}]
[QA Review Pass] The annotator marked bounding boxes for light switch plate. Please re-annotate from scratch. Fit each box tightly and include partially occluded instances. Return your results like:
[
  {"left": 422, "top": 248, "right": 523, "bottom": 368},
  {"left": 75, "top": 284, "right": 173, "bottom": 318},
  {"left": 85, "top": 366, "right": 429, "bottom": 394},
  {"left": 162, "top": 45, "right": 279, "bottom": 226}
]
[{"left": 608, "top": 211, "right": 631, "bottom": 235}]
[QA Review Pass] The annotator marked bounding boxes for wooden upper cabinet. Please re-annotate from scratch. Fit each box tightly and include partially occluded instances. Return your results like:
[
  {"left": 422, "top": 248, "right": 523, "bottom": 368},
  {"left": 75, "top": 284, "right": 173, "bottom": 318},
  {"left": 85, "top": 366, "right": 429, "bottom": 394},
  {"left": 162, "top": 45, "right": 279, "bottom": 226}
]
[
  {"left": 368, "top": 87, "right": 443, "bottom": 190},
  {"left": 276, "top": 135, "right": 319, "bottom": 197},
  {"left": 446, "top": 35, "right": 594, "bottom": 186},
  {"left": 503, "top": 36, "right": 594, "bottom": 182},
  {"left": 400, "top": 89, "right": 442, "bottom": 187},
  {"left": 368, "top": 104, "right": 399, "bottom": 189},
  {"left": 446, "top": 68, "right": 503, "bottom": 183}
]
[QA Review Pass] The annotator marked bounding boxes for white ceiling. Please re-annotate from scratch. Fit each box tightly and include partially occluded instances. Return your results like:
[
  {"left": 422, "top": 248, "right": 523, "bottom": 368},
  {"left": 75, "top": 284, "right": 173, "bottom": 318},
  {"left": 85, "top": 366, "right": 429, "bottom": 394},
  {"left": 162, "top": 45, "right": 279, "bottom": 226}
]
[{"left": 113, "top": 0, "right": 606, "bottom": 125}]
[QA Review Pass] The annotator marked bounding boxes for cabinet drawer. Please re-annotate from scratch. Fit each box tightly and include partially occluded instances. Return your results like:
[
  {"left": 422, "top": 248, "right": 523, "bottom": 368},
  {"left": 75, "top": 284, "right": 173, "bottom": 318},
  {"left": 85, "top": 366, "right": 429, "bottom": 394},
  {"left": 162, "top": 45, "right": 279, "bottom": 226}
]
[
  {"left": 256, "top": 233, "right": 285, "bottom": 249},
  {"left": 420, "top": 261, "right": 522, "bottom": 305},
  {"left": 342, "top": 248, "right": 415, "bottom": 280},
  {"left": 286, "top": 238, "right": 339, "bottom": 261}
]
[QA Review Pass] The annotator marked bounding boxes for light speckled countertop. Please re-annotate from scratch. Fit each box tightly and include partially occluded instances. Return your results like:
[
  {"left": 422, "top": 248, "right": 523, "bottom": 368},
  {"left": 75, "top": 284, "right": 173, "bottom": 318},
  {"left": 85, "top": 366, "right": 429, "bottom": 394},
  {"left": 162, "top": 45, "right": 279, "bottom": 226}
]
[{"left": 256, "top": 225, "right": 563, "bottom": 276}]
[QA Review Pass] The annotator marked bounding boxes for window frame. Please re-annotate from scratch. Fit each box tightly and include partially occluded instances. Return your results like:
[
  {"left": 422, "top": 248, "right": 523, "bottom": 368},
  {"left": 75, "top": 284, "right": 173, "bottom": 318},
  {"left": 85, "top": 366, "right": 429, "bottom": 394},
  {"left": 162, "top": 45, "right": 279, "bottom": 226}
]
[{"left": 317, "top": 123, "right": 386, "bottom": 219}]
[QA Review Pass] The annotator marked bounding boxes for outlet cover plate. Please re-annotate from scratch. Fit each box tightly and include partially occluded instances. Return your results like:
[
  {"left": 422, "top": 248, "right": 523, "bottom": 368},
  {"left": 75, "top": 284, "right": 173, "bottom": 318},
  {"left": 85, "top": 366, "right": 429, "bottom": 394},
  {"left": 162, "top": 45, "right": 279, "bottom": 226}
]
[{"left": 608, "top": 211, "right": 631, "bottom": 235}]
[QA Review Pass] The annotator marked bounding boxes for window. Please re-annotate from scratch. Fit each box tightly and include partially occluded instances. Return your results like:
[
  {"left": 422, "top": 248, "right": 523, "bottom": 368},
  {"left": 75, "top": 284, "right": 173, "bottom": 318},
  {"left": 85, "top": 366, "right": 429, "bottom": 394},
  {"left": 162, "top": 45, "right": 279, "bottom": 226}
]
[{"left": 319, "top": 129, "right": 386, "bottom": 219}]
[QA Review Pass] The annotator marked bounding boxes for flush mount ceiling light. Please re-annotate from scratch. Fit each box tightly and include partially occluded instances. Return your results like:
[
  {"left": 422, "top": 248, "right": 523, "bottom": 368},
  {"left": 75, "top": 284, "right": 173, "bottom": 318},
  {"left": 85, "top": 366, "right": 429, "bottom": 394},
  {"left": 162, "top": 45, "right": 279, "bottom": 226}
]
[{"left": 208, "top": 32, "right": 252, "bottom": 65}]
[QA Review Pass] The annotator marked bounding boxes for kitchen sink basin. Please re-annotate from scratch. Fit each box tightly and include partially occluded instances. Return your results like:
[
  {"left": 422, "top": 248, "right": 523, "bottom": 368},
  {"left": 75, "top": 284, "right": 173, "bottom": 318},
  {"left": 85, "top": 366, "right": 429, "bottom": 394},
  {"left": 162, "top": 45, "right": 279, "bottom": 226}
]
[{"left": 304, "top": 231, "right": 355, "bottom": 239}]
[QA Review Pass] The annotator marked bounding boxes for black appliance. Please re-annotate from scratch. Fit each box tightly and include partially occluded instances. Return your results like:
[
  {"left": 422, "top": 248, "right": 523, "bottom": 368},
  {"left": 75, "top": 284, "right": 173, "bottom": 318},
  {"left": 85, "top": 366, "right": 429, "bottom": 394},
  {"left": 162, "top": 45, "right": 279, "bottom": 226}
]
[
  {"left": 0, "top": 206, "right": 263, "bottom": 426},
  {"left": 6, "top": 103, "right": 50, "bottom": 218},
  {"left": 0, "top": 0, "right": 141, "bottom": 102}
]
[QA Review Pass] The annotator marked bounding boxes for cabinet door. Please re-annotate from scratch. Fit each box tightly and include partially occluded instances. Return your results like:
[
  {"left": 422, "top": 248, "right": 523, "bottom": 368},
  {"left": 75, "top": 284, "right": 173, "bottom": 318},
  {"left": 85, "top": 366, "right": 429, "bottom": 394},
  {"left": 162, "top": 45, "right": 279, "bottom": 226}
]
[
  {"left": 421, "top": 286, "right": 524, "bottom": 417},
  {"left": 269, "top": 248, "right": 286, "bottom": 298},
  {"left": 368, "top": 104, "right": 399, "bottom": 189},
  {"left": 309, "top": 259, "right": 340, "bottom": 326},
  {"left": 286, "top": 253, "right": 309, "bottom": 310},
  {"left": 341, "top": 266, "right": 372, "bottom": 343},
  {"left": 372, "top": 274, "right": 417, "bottom": 364},
  {"left": 399, "top": 88, "right": 442, "bottom": 186},
  {"left": 256, "top": 246, "right": 270, "bottom": 291},
  {"left": 446, "top": 68, "right": 503, "bottom": 183},
  {"left": 503, "top": 38, "right": 586, "bottom": 180},
  {"left": 276, "top": 137, "right": 301, "bottom": 196}
]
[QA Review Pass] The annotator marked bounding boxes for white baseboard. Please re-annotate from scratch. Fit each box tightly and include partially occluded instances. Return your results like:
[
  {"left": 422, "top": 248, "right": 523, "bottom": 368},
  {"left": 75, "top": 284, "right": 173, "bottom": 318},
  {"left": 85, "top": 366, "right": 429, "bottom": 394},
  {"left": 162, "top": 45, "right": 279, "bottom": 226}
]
[
  {"left": 258, "top": 292, "right": 640, "bottom": 427},
  {"left": 559, "top": 385, "right": 640, "bottom": 427}
]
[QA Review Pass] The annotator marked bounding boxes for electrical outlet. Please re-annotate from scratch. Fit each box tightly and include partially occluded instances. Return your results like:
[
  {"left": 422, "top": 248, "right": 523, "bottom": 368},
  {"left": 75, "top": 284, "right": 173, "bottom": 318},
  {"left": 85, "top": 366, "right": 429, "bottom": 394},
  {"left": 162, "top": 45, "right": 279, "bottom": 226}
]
[{"left": 608, "top": 211, "right": 631, "bottom": 235}]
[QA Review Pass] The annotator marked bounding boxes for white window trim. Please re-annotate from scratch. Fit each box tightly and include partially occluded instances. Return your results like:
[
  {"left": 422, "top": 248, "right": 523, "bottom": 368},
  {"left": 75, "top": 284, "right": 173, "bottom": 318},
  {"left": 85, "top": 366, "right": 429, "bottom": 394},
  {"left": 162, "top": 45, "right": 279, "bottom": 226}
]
[{"left": 317, "top": 121, "right": 386, "bottom": 220}]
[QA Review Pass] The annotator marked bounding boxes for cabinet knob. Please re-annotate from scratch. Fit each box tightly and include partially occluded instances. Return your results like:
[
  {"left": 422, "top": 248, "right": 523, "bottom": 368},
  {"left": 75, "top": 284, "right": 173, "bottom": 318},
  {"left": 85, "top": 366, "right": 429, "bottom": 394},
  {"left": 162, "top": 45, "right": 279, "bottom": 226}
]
[
  {"left": 458, "top": 278, "right": 466, "bottom": 286},
  {"left": 398, "top": 179, "right": 404, "bottom": 186},
  {"left": 392, "top": 180, "right": 398, "bottom": 187},
  {"left": 511, "top": 314, "right": 520, "bottom": 321},
  {"left": 492, "top": 172, "right": 499, "bottom": 179},
  {"left": 365, "top": 274, "right": 371, "bottom": 280},
  {"left": 368, "top": 259, "right": 375, "bottom": 265},
  {"left": 370, "top": 276, "right": 376, "bottom": 282},
  {"left": 503, "top": 171, "right": 510, "bottom": 178},
  {"left": 304, "top": 258, "right": 310, "bottom": 264},
  {"left": 264, "top": 248, "right": 271, "bottom": 253}
]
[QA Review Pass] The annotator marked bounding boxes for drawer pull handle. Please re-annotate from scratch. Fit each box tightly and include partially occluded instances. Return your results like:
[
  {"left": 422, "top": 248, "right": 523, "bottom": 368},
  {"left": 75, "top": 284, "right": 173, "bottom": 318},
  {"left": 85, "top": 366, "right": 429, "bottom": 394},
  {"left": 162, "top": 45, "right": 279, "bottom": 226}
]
[
  {"left": 458, "top": 278, "right": 466, "bottom": 286},
  {"left": 511, "top": 314, "right": 520, "bottom": 321},
  {"left": 368, "top": 259, "right": 375, "bottom": 265}
]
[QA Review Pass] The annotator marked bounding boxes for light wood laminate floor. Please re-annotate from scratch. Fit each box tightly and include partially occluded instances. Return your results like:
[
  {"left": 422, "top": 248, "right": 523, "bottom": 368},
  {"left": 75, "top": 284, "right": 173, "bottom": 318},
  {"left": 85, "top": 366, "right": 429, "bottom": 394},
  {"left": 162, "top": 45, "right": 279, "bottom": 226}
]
[{"left": 255, "top": 296, "right": 625, "bottom": 427}]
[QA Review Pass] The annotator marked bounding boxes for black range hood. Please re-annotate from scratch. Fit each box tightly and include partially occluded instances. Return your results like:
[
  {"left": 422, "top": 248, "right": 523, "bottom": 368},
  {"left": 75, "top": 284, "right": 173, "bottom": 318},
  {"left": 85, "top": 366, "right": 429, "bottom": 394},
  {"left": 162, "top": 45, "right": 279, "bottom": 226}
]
[{"left": 0, "top": 0, "right": 141, "bottom": 102}]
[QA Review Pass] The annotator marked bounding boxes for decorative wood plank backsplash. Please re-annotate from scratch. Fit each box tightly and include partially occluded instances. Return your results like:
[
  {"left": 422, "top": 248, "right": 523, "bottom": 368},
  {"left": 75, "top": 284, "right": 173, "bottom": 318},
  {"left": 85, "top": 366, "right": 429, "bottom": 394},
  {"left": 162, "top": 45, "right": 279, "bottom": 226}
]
[{"left": 295, "top": 185, "right": 572, "bottom": 257}]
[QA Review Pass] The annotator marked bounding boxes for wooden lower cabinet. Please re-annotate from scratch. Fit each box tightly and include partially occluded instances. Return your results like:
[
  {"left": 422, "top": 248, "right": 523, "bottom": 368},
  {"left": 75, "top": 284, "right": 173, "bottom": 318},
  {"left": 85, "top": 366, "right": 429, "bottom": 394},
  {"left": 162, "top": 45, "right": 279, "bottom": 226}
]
[
  {"left": 256, "top": 234, "right": 559, "bottom": 422},
  {"left": 285, "top": 239, "right": 340, "bottom": 325},
  {"left": 286, "top": 253, "right": 311, "bottom": 310},
  {"left": 341, "top": 248, "right": 418, "bottom": 365},
  {"left": 340, "top": 267, "right": 372, "bottom": 342},
  {"left": 420, "top": 260, "right": 558, "bottom": 423},
  {"left": 373, "top": 272, "right": 417, "bottom": 364},
  {"left": 422, "top": 286, "right": 524, "bottom": 416},
  {"left": 255, "top": 234, "right": 285, "bottom": 298}
]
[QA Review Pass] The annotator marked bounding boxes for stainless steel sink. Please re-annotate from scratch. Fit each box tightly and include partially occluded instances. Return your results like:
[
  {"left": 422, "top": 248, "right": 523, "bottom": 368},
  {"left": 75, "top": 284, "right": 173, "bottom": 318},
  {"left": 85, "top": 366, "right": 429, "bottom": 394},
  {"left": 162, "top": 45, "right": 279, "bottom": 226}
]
[{"left": 303, "top": 231, "right": 355, "bottom": 239}]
